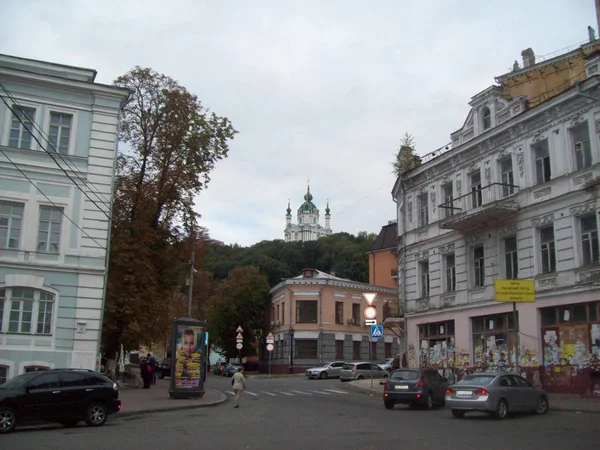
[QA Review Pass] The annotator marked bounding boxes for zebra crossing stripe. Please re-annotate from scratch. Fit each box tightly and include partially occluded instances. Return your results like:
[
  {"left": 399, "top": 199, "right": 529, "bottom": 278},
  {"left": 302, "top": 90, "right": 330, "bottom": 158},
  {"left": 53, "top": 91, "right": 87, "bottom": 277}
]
[
  {"left": 226, "top": 391, "right": 235, "bottom": 396},
  {"left": 324, "top": 389, "right": 348, "bottom": 394},
  {"left": 245, "top": 391, "right": 258, "bottom": 396},
  {"left": 261, "top": 391, "right": 277, "bottom": 396},
  {"left": 290, "top": 390, "right": 312, "bottom": 395},
  {"left": 309, "top": 390, "right": 331, "bottom": 395},
  {"left": 279, "top": 392, "right": 295, "bottom": 396}
]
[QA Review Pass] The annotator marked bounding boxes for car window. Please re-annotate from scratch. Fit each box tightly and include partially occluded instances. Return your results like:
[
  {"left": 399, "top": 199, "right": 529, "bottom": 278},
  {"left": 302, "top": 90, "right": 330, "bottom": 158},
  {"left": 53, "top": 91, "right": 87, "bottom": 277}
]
[
  {"left": 83, "top": 375, "right": 111, "bottom": 386},
  {"left": 499, "top": 376, "right": 517, "bottom": 387},
  {"left": 342, "top": 364, "right": 354, "bottom": 370},
  {"left": 512, "top": 376, "right": 532, "bottom": 388},
  {"left": 456, "top": 375, "right": 495, "bottom": 385},
  {"left": 357, "top": 363, "right": 371, "bottom": 370},
  {"left": 370, "top": 364, "right": 382, "bottom": 371},
  {"left": 332, "top": 362, "right": 344, "bottom": 368},
  {"left": 28, "top": 373, "right": 61, "bottom": 390},
  {"left": 390, "top": 370, "right": 420, "bottom": 380},
  {"left": 61, "top": 373, "right": 87, "bottom": 387}
]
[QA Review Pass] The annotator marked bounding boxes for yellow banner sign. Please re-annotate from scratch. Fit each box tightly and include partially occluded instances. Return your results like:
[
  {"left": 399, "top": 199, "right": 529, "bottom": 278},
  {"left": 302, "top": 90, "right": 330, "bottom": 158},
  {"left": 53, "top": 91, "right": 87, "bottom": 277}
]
[{"left": 494, "top": 279, "right": 535, "bottom": 303}]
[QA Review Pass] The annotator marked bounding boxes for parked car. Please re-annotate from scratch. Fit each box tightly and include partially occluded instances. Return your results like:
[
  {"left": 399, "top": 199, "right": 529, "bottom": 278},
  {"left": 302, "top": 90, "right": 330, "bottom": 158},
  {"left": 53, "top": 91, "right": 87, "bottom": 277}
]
[
  {"left": 224, "top": 364, "right": 244, "bottom": 377},
  {"left": 157, "top": 358, "right": 171, "bottom": 379},
  {"left": 340, "top": 362, "right": 389, "bottom": 382},
  {"left": 382, "top": 368, "right": 448, "bottom": 410},
  {"left": 213, "top": 361, "right": 228, "bottom": 376},
  {"left": 305, "top": 361, "right": 346, "bottom": 379},
  {"left": 376, "top": 358, "right": 395, "bottom": 372},
  {"left": 0, "top": 368, "right": 121, "bottom": 434},
  {"left": 445, "top": 372, "right": 549, "bottom": 419}
]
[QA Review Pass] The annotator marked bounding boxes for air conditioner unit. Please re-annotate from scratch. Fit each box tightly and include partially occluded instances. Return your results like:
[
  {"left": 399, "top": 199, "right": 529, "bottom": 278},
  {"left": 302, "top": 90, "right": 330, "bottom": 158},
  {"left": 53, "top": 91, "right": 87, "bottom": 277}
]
[{"left": 347, "top": 318, "right": 355, "bottom": 325}]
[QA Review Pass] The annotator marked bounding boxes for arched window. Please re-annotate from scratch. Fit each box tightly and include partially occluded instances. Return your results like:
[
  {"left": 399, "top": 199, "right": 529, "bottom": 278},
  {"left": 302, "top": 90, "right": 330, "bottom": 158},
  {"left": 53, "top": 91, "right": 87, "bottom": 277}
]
[
  {"left": 0, "top": 287, "right": 55, "bottom": 335},
  {"left": 482, "top": 108, "right": 491, "bottom": 130},
  {"left": 0, "top": 365, "right": 8, "bottom": 383}
]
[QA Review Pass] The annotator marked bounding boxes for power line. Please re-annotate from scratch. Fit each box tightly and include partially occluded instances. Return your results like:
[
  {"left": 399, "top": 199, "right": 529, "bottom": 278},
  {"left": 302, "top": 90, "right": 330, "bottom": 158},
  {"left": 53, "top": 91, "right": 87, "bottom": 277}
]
[
  {"left": 0, "top": 82, "right": 111, "bottom": 207},
  {"left": 0, "top": 88, "right": 113, "bottom": 222},
  {"left": 0, "top": 146, "right": 106, "bottom": 250}
]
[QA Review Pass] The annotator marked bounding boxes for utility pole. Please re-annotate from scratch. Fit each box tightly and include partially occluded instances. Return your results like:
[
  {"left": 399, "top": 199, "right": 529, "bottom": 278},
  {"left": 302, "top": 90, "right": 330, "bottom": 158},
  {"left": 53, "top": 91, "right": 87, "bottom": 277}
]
[{"left": 187, "top": 228, "right": 195, "bottom": 317}]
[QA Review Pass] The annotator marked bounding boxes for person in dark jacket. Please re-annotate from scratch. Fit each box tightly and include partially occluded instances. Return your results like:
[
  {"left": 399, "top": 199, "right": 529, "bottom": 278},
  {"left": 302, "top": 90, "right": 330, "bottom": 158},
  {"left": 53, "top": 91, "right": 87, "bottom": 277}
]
[
  {"left": 140, "top": 357, "right": 152, "bottom": 389},
  {"left": 148, "top": 353, "right": 157, "bottom": 385}
]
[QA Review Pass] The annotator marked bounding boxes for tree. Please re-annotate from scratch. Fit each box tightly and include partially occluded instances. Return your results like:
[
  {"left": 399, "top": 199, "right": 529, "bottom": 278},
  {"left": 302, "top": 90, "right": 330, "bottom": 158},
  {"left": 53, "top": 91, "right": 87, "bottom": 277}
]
[
  {"left": 206, "top": 266, "right": 271, "bottom": 360},
  {"left": 392, "top": 133, "right": 421, "bottom": 177},
  {"left": 102, "top": 67, "right": 237, "bottom": 356}
]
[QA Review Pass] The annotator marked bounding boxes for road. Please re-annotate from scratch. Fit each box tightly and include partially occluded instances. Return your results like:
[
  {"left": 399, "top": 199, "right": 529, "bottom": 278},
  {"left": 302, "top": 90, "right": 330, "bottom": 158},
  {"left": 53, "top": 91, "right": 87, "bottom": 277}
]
[{"left": 3, "top": 373, "right": 597, "bottom": 450}]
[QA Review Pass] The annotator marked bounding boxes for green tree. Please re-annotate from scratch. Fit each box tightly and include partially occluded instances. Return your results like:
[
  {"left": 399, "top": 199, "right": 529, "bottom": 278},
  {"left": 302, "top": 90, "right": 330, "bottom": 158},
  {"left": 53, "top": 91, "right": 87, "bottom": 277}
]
[
  {"left": 206, "top": 266, "right": 271, "bottom": 360},
  {"left": 392, "top": 133, "right": 421, "bottom": 177}
]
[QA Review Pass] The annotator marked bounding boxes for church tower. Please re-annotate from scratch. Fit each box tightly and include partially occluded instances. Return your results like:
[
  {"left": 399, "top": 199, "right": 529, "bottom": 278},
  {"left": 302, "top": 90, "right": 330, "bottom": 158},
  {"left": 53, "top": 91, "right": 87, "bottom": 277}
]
[{"left": 284, "top": 183, "right": 332, "bottom": 242}]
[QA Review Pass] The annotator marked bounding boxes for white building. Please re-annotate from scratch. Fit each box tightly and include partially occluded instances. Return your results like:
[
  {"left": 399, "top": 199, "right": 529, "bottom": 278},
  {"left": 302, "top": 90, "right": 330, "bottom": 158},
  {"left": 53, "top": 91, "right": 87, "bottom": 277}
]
[
  {"left": 284, "top": 184, "right": 332, "bottom": 242},
  {"left": 0, "top": 54, "right": 130, "bottom": 381},
  {"left": 393, "top": 40, "right": 600, "bottom": 393}
]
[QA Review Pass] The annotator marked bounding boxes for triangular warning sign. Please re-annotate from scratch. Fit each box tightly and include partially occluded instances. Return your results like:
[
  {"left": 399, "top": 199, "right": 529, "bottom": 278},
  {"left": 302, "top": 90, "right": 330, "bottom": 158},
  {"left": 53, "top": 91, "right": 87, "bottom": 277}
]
[
  {"left": 362, "top": 292, "right": 377, "bottom": 305},
  {"left": 372, "top": 326, "right": 383, "bottom": 338},
  {"left": 236, "top": 326, "right": 243, "bottom": 333},
  {"left": 266, "top": 332, "right": 274, "bottom": 340},
  {"left": 236, "top": 333, "right": 243, "bottom": 339}
]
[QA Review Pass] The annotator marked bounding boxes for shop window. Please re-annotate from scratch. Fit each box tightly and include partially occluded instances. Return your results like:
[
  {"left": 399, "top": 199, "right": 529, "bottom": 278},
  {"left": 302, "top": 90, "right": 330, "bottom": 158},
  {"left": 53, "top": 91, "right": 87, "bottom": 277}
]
[
  {"left": 335, "top": 340, "right": 344, "bottom": 359},
  {"left": 295, "top": 340, "right": 317, "bottom": 359},
  {"left": 541, "top": 308, "right": 558, "bottom": 326},
  {"left": 471, "top": 312, "right": 518, "bottom": 368},
  {"left": 418, "top": 320, "right": 455, "bottom": 367},
  {"left": 353, "top": 341, "right": 361, "bottom": 359},
  {"left": 371, "top": 342, "right": 377, "bottom": 360}
]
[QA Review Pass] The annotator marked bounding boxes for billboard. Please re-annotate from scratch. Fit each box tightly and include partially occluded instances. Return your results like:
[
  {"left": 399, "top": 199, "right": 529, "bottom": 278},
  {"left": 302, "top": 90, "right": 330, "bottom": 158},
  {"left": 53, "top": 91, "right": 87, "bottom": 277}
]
[
  {"left": 174, "top": 324, "right": 203, "bottom": 389},
  {"left": 494, "top": 279, "right": 535, "bottom": 303}
]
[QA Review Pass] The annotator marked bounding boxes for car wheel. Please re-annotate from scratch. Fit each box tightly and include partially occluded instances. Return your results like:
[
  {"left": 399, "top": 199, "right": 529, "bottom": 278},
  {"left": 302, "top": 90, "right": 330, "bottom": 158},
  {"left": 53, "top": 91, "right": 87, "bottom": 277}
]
[
  {"left": 451, "top": 409, "right": 466, "bottom": 418},
  {"left": 84, "top": 403, "right": 108, "bottom": 427},
  {"left": 59, "top": 419, "right": 80, "bottom": 427},
  {"left": 424, "top": 392, "right": 433, "bottom": 410},
  {"left": 535, "top": 396, "right": 549, "bottom": 414},
  {"left": 0, "top": 407, "right": 17, "bottom": 434},
  {"left": 384, "top": 401, "right": 394, "bottom": 410},
  {"left": 320, "top": 372, "right": 328, "bottom": 380},
  {"left": 493, "top": 399, "right": 508, "bottom": 419},
  {"left": 357, "top": 375, "right": 364, "bottom": 380}
]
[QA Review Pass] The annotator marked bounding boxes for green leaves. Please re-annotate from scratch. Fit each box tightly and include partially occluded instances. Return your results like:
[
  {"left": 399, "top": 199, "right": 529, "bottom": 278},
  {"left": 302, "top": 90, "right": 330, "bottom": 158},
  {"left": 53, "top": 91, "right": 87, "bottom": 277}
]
[{"left": 392, "top": 132, "right": 421, "bottom": 177}]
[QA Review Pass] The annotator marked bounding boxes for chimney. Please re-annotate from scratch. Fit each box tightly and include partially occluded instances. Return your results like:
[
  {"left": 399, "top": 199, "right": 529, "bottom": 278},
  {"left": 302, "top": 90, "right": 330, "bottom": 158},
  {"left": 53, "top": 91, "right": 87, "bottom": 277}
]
[
  {"left": 521, "top": 48, "right": 535, "bottom": 68},
  {"left": 589, "top": 25, "right": 596, "bottom": 42}
]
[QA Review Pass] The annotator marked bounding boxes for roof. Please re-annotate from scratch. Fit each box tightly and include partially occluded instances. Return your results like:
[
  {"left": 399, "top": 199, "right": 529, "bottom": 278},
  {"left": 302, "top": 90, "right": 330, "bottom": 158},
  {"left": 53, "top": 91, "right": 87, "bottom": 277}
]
[
  {"left": 371, "top": 222, "right": 397, "bottom": 252},
  {"left": 292, "top": 269, "right": 351, "bottom": 282}
]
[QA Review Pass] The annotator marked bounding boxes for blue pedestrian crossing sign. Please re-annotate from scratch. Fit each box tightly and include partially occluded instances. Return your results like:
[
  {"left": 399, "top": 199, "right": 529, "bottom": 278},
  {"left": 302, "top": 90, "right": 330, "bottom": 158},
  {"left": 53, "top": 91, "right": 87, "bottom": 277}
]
[{"left": 371, "top": 325, "right": 384, "bottom": 338}]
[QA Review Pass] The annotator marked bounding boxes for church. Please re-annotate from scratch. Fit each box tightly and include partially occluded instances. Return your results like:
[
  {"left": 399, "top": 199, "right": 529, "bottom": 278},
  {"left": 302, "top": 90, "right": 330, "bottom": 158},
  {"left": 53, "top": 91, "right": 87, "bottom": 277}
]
[{"left": 284, "top": 184, "right": 332, "bottom": 242}]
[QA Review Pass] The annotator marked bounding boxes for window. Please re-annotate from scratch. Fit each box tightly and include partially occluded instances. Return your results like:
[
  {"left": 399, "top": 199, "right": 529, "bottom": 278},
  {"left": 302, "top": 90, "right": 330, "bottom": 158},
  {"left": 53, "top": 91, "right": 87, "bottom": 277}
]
[
  {"left": 282, "top": 302, "right": 285, "bottom": 325},
  {"left": 38, "top": 206, "right": 63, "bottom": 253},
  {"left": 27, "top": 372, "right": 60, "bottom": 390},
  {"left": 442, "top": 183, "right": 454, "bottom": 218},
  {"left": 581, "top": 215, "right": 599, "bottom": 265},
  {"left": 445, "top": 254, "right": 456, "bottom": 292},
  {"left": 471, "top": 171, "right": 482, "bottom": 208},
  {"left": 353, "top": 341, "right": 361, "bottom": 359},
  {"left": 572, "top": 122, "right": 592, "bottom": 170},
  {"left": 276, "top": 305, "right": 279, "bottom": 323},
  {"left": 371, "top": 342, "right": 377, "bottom": 360},
  {"left": 335, "top": 302, "right": 343, "bottom": 324},
  {"left": 2, "top": 288, "right": 54, "bottom": 335},
  {"left": 25, "top": 365, "right": 49, "bottom": 373},
  {"left": 9, "top": 105, "right": 35, "bottom": 149},
  {"left": 295, "top": 340, "right": 317, "bottom": 359},
  {"left": 482, "top": 108, "right": 491, "bottom": 130},
  {"left": 504, "top": 236, "right": 518, "bottom": 279},
  {"left": 500, "top": 158, "right": 515, "bottom": 197},
  {"left": 61, "top": 372, "right": 87, "bottom": 387},
  {"left": 418, "top": 320, "right": 455, "bottom": 367},
  {"left": 0, "top": 201, "right": 24, "bottom": 249},
  {"left": 534, "top": 140, "right": 551, "bottom": 184},
  {"left": 418, "top": 193, "right": 428, "bottom": 226},
  {"left": 472, "top": 312, "right": 518, "bottom": 367},
  {"left": 335, "top": 340, "right": 344, "bottom": 359},
  {"left": 540, "top": 226, "right": 556, "bottom": 273},
  {"left": 296, "top": 300, "right": 317, "bottom": 323},
  {"left": 48, "top": 112, "right": 73, "bottom": 153},
  {"left": 0, "top": 366, "right": 8, "bottom": 384},
  {"left": 352, "top": 303, "right": 360, "bottom": 322},
  {"left": 420, "top": 261, "right": 430, "bottom": 297},
  {"left": 385, "top": 343, "right": 392, "bottom": 359},
  {"left": 473, "top": 246, "right": 485, "bottom": 287}
]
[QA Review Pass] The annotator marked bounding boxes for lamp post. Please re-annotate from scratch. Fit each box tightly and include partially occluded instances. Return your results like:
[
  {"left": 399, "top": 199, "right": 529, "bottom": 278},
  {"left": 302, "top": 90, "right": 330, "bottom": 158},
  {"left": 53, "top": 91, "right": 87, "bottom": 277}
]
[{"left": 288, "top": 327, "right": 295, "bottom": 374}]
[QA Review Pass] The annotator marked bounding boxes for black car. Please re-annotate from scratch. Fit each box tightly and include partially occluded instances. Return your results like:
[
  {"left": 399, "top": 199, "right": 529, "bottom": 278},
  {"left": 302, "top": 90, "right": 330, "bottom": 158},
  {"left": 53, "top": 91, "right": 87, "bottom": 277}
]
[
  {"left": 0, "top": 368, "right": 121, "bottom": 433},
  {"left": 382, "top": 368, "right": 448, "bottom": 410},
  {"left": 157, "top": 359, "right": 171, "bottom": 379}
]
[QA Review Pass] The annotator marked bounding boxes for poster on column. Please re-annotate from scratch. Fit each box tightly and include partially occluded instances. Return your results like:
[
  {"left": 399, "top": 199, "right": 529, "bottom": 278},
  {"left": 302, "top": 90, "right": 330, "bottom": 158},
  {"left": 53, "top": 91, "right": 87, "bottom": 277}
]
[{"left": 174, "top": 325, "right": 203, "bottom": 389}]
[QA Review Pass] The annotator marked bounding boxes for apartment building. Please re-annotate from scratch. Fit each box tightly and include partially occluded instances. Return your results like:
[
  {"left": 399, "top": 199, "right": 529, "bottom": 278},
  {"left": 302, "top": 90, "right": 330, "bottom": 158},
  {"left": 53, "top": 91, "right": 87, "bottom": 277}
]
[
  {"left": 393, "top": 38, "right": 600, "bottom": 394},
  {"left": 0, "top": 54, "right": 130, "bottom": 381}
]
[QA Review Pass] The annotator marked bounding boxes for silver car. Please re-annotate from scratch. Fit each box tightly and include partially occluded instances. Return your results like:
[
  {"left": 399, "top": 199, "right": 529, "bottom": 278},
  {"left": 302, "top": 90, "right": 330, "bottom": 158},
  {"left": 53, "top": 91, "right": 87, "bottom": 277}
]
[
  {"left": 445, "top": 372, "right": 549, "bottom": 419},
  {"left": 305, "top": 361, "right": 346, "bottom": 379},
  {"left": 340, "top": 362, "right": 389, "bottom": 382}
]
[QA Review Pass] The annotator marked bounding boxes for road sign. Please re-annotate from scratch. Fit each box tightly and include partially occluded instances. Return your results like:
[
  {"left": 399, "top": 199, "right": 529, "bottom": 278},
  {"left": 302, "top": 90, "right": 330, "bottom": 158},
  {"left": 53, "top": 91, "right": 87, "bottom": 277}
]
[
  {"left": 365, "top": 319, "right": 377, "bottom": 326},
  {"left": 364, "top": 306, "right": 377, "bottom": 319},
  {"left": 370, "top": 325, "right": 383, "bottom": 338},
  {"left": 494, "top": 279, "right": 535, "bottom": 302},
  {"left": 236, "top": 343, "right": 243, "bottom": 350},
  {"left": 362, "top": 292, "right": 377, "bottom": 305},
  {"left": 266, "top": 343, "right": 274, "bottom": 352},
  {"left": 236, "top": 332, "right": 243, "bottom": 339},
  {"left": 266, "top": 332, "right": 274, "bottom": 344},
  {"left": 236, "top": 339, "right": 243, "bottom": 343},
  {"left": 204, "top": 332, "right": 209, "bottom": 345},
  {"left": 236, "top": 326, "right": 244, "bottom": 333}
]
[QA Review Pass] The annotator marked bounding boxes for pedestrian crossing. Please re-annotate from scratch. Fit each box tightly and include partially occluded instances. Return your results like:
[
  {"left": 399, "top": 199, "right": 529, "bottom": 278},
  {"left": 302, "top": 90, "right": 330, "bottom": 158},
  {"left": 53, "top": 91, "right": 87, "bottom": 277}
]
[{"left": 224, "top": 388, "right": 349, "bottom": 398}]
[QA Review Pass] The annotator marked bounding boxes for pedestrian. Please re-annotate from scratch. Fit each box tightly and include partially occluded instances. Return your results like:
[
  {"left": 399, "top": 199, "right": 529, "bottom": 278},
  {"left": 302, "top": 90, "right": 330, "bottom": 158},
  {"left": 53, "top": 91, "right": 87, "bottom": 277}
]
[
  {"left": 140, "top": 357, "right": 152, "bottom": 389},
  {"left": 148, "top": 353, "right": 157, "bottom": 385},
  {"left": 231, "top": 366, "right": 246, "bottom": 408}
]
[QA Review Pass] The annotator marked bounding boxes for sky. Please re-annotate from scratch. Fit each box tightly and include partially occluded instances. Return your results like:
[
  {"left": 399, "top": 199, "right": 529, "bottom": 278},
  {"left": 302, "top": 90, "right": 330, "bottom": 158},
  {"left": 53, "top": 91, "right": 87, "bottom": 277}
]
[{"left": 1, "top": 1, "right": 596, "bottom": 246}]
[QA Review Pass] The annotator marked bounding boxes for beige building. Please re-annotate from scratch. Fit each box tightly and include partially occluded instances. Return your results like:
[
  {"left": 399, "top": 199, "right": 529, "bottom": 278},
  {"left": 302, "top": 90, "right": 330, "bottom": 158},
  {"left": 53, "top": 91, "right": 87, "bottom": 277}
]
[{"left": 268, "top": 269, "right": 398, "bottom": 373}]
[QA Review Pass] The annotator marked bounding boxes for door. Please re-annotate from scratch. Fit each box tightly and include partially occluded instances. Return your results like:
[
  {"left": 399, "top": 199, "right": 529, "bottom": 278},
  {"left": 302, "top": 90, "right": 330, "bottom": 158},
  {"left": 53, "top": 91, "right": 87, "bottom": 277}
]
[
  {"left": 330, "top": 362, "right": 344, "bottom": 377},
  {"left": 24, "top": 372, "right": 62, "bottom": 421},
  {"left": 427, "top": 370, "right": 447, "bottom": 403},
  {"left": 497, "top": 375, "right": 521, "bottom": 411},
  {"left": 357, "top": 363, "right": 371, "bottom": 378},
  {"left": 512, "top": 375, "right": 537, "bottom": 410},
  {"left": 369, "top": 364, "right": 385, "bottom": 379},
  {"left": 60, "top": 372, "right": 89, "bottom": 417}
]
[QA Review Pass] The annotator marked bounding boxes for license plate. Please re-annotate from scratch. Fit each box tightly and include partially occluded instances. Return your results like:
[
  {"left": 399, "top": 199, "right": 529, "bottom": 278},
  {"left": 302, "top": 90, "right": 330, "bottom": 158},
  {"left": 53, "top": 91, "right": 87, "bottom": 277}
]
[
  {"left": 394, "top": 385, "right": 409, "bottom": 390},
  {"left": 456, "top": 390, "right": 472, "bottom": 396}
]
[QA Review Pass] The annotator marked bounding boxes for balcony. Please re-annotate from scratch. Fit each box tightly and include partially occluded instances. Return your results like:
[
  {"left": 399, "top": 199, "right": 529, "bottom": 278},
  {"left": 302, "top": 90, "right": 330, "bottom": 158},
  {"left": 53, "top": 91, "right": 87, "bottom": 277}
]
[{"left": 439, "top": 183, "right": 519, "bottom": 233}]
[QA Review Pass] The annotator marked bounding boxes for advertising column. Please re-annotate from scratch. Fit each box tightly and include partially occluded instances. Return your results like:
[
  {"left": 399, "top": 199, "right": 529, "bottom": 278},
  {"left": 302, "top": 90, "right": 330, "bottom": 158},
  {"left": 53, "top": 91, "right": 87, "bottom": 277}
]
[{"left": 169, "top": 316, "right": 207, "bottom": 399}]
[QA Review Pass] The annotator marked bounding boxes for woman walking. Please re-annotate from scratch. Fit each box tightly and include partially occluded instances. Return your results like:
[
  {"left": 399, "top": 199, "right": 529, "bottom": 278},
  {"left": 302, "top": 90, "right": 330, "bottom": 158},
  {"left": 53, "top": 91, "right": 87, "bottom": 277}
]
[{"left": 231, "top": 366, "right": 246, "bottom": 408}]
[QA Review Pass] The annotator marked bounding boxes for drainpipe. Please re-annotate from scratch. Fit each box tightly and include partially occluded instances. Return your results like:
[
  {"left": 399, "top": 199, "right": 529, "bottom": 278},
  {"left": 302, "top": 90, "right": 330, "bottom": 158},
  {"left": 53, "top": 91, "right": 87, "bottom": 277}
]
[{"left": 317, "top": 279, "right": 328, "bottom": 366}]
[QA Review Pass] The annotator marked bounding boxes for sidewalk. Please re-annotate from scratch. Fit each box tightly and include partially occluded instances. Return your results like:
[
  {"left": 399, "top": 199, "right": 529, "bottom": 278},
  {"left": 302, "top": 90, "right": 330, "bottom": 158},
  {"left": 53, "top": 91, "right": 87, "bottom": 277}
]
[
  {"left": 117, "top": 379, "right": 226, "bottom": 416},
  {"left": 341, "top": 379, "right": 600, "bottom": 414}
]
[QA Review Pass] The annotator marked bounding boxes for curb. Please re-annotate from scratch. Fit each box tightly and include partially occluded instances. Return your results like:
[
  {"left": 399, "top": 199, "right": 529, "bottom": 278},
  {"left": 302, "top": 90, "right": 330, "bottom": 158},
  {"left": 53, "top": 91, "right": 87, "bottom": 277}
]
[
  {"left": 246, "top": 374, "right": 306, "bottom": 379},
  {"left": 338, "top": 382, "right": 381, "bottom": 396},
  {"left": 116, "top": 391, "right": 228, "bottom": 418}
]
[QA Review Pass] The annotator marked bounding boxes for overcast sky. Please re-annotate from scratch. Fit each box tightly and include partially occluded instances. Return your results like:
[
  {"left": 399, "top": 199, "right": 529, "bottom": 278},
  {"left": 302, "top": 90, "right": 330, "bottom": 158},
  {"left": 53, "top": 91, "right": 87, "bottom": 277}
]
[{"left": 1, "top": 1, "right": 595, "bottom": 246}]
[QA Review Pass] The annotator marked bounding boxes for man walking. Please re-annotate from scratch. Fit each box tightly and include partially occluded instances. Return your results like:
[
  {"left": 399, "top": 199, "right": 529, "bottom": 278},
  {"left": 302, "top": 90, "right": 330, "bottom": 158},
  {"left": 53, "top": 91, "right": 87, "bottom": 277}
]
[{"left": 231, "top": 366, "right": 246, "bottom": 408}]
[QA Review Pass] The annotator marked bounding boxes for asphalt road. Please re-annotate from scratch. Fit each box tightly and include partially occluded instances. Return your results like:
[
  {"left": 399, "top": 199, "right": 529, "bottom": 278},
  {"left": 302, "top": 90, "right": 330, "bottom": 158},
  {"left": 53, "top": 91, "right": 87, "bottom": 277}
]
[{"left": 3, "top": 373, "right": 598, "bottom": 450}]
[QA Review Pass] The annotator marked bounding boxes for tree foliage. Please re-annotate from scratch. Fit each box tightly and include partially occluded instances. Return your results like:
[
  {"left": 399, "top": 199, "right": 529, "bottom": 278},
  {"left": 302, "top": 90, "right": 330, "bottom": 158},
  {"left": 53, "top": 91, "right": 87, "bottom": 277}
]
[
  {"left": 206, "top": 266, "right": 271, "bottom": 359},
  {"left": 102, "top": 67, "right": 237, "bottom": 356},
  {"left": 392, "top": 133, "right": 421, "bottom": 177}
]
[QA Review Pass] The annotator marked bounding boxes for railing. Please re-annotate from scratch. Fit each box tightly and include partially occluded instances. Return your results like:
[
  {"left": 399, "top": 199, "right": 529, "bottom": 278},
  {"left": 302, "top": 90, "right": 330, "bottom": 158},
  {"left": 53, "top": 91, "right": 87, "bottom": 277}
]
[
  {"left": 439, "top": 182, "right": 519, "bottom": 219},
  {"left": 420, "top": 142, "right": 453, "bottom": 164}
]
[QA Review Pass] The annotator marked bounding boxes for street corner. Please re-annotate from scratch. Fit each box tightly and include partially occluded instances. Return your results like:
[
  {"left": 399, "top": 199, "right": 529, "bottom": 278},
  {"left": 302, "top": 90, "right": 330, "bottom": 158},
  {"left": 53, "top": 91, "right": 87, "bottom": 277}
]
[{"left": 339, "top": 379, "right": 384, "bottom": 395}]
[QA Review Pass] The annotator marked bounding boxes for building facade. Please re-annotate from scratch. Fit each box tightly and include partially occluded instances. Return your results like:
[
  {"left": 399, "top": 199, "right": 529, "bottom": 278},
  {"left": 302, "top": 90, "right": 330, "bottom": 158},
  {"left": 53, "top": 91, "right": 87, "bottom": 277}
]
[
  {"left": 268, "top": 269, "right": 399, "bottom": 373},
  {"left": 368, "top": 221, "right": 399, "bottom": 290},
  {"left": 284, "top": 184, "right": 332, "bottom": 242},
  {"left": 393, "top": 37, "right": 600, "bottom": 395},
  {"left": 0, "top": 54, "right": 130, "bottom": 381}
]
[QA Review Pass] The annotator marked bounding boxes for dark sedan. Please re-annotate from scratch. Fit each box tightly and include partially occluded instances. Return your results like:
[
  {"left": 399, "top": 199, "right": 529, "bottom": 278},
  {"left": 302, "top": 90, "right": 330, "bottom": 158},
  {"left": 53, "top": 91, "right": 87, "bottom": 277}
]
[
  {"left": 224, "top": 364, "right": 243, "bottom": 377},
  {"left": 382, "top": 368, "right": 448, "bottom": 410}
]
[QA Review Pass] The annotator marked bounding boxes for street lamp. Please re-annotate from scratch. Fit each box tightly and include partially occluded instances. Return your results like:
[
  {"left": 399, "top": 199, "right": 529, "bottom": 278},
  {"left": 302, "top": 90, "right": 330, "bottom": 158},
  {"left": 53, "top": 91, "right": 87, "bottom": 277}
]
[{"left": 288, "top": 327, "right": 295, "bottom": 374}]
